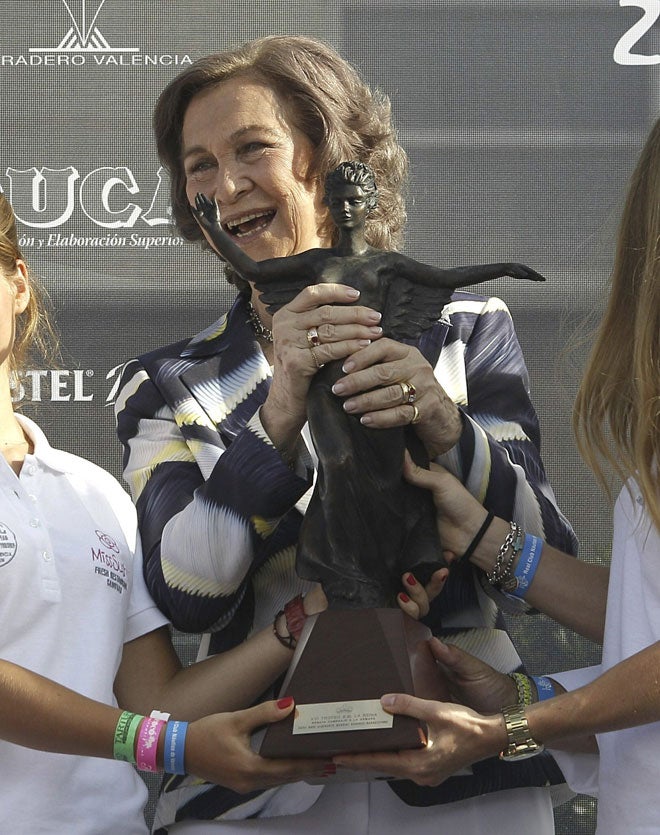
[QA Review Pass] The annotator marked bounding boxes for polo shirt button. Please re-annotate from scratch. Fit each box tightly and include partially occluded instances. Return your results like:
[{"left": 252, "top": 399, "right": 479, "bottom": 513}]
[
  {"left": 29, "top": 518, "right": 39, "bottom": 528},
  {"left": 28, "top": 494, "right": 37, "bottom": 502},
  {"left": 42, "top": 551, "right": 51, "bottom": 562},
  {"left": 28, "top": 465, "right": 37, "bottom": 475}
]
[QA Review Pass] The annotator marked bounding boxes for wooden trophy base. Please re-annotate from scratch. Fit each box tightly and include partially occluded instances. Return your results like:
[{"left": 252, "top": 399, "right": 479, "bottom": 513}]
[{"left": 260, "top": 608, "right": 445, "bottom": 759}]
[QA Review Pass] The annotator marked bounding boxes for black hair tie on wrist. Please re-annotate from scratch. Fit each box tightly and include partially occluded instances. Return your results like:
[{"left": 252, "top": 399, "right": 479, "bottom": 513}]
[{"left": 459, "top": 511, "right": 495, "bottom": 562}]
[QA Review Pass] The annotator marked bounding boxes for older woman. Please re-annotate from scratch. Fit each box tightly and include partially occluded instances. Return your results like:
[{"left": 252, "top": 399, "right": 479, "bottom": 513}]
[{"left": 115, "top": 35, "right": 577, "bottom": 834}]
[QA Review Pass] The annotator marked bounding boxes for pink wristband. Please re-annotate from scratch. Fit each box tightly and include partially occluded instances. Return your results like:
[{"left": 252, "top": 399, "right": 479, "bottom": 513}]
[{"left": 136, "top": 717, "right": 166, "bottom": 772}]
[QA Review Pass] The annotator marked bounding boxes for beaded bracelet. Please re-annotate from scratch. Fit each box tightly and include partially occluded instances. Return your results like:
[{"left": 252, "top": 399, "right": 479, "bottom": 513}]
[
  {"left": 113, "top": 710, "right": 144, "bottom": 763},
  {"left": 508, "top": 672, "right": 534, "bottom": 706}
]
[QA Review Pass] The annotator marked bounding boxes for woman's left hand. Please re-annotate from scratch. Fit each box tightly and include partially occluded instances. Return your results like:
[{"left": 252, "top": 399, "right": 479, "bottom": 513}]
[{"left": 331, "top": 338, "right": 463, "bottom": 457}]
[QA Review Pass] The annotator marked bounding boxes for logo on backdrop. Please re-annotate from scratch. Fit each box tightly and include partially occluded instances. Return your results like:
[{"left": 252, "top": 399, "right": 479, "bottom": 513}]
[
  {"left": 33, "top": 0, "right": 137, "bottom": 54},
  {"left": 2, "top": 0, "right": 192, "bottom": 67},
  {"left": 11, "top": 363, "right": 132, "bottom": 405}
]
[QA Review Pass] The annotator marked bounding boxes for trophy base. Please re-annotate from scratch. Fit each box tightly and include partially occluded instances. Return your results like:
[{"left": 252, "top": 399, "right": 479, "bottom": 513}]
[{"left": 260, "top": 608, "right": 445, "bottom": 759}]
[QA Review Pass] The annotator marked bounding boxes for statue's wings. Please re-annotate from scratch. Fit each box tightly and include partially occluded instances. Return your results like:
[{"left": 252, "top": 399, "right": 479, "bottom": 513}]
[
  {"left": 254, "top": 275, "right": 313, "bottom": 313},
  {"left": 381, "top": 277, "right": 454, "bottom": 341}
]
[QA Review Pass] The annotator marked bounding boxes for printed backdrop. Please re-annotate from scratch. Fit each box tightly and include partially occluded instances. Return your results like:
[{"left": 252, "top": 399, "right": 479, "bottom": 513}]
[{"left": 3, "top": 2, "right": 660, "bottom": 831}]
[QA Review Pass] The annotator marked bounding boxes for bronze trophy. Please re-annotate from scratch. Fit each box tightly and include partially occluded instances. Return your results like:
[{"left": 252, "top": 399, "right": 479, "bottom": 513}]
[{"left": 193, "top": 161, "right": 544, "bottom": 758}]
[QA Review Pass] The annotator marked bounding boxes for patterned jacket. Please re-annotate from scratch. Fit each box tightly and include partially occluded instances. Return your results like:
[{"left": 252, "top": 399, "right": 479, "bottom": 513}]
[{"left": 115, "top": 291, "right": 578, "bottom": 826}]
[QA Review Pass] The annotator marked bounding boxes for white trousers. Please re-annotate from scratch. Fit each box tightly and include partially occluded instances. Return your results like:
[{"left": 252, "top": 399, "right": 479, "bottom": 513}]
[{"left": 165, "top": 782, "right": 555, "bottom": 835}]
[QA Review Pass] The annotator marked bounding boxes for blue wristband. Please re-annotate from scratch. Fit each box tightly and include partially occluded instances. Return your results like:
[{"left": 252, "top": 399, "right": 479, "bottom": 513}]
[
  {"left": 164, "top": 720, "right": 188, "bottom": 775},
  {"left": 531, "top": 675, "right": 556, "bottom": 701},
  {"left": 507, "top": 534, "right": 543, "bottom": 598}
]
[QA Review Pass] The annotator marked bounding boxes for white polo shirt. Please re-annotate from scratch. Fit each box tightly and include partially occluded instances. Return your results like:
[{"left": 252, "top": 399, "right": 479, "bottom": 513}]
[{"left": 0, "top": 415, "right": 168, "bottom": 834}]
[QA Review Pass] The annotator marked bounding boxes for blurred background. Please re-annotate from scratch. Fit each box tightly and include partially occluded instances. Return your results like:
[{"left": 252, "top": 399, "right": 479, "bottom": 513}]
[{"left": 3, "top": 1, "right": 659, "bottom": 831}]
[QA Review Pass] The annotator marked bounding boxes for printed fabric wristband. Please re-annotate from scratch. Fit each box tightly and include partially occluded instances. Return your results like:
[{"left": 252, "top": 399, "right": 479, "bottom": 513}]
[
  {"left": 531, "top": 675, "right": 556, "bottom": 701},
  {"left": 506, "top": 534, "right": 544, "bottom": 598},
  {"left": 136, "top": 717, "right": 166, "bottom": 772},
  {"left": 164, "top": 720, "right": 189, "bottom": 775},
  {"left": 113, "top": 711, "right": 144, "bottom": 764}
]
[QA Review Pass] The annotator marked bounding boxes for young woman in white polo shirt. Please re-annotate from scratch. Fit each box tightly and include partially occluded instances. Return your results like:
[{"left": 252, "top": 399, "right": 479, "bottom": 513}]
[{"left": 0, "top": 192, "right": 333, "bottom": 833}]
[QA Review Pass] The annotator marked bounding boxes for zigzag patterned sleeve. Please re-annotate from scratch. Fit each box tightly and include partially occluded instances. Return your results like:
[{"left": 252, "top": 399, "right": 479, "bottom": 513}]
[
  {"left": 115, "top": 359, "right": 313, "bottom": 633},
  {"left": 436, "top": 296, "right": 578, "bottom": 557}
]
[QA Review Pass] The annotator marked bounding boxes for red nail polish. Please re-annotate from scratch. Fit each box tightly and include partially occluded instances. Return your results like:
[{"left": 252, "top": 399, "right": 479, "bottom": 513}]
[
  {"left": 277, "top": 696, "right": 294, "bottom": 709},
  {"left": 407, "top": 573, "right": 417, "bottom": 586},
  {"left": 399, "top": 592, "right": 410, "bottom": 603}
]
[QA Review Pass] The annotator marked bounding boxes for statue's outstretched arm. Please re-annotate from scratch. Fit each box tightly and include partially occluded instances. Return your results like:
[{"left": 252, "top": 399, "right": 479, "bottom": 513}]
[
  {"left": 192, "top": 193, "right": 265, "bottom": 282},
  {"left": 397, "top": 254, "right": 545, "bottom": 290}
]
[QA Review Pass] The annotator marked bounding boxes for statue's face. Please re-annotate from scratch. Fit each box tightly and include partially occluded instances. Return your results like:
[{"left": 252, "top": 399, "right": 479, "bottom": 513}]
[{"left": 326, "top": 184, "right": 370, "bottom": 232}]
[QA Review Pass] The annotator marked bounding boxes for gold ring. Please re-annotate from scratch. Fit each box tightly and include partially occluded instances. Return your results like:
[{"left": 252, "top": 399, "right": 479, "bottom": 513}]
[
  {"left": 310, "top": 346, "right": 325, "bottom": 369},
  {"left": 400, "top": 381, "right": 417, "bottom": 404},
  {"left": 306, "top": 327, "right": 321, "bottom": 348},
  {"left": 410, "top": 404, "right": 421, "bottom": 425}
]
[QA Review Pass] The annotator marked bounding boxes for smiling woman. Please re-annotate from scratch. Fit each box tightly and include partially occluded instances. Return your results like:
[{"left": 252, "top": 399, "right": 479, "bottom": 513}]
[{"left": 114, "top": 34, "right": 578, "bottom": 835}]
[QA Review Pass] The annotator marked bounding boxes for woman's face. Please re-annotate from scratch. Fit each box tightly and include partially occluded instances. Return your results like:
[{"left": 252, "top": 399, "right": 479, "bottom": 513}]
[{"left": 182, "top": 76, "right": 330, "bottom": 262}]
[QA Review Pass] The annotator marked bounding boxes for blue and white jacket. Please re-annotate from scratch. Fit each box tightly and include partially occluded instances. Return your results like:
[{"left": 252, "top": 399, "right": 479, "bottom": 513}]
[{"left": 115, "top": 291, "right": 578, "bottom": 828}]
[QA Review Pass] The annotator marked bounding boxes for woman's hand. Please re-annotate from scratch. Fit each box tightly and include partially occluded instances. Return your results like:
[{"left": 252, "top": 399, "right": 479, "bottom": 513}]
[
  {"left": 333, "top": 693, "right": 504, "bottom": 786},
  {"left": 185, "top": 698, "right": 326, "bottom": 793},
  {"left": 260, "top": 284, "right": 383, "bottom": 449},
  {"left": 403, "top": 453, "right": 489, "bottom": 560},
  {"left": 330, "top": 339, "right": 462, "bottom": 457},
  {"left": 396, "top": 568, "right": 449, "bottom": 620}
]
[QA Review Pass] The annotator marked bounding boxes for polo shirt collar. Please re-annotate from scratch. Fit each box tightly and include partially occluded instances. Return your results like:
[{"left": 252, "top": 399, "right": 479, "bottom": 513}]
[{"left": 15, "top": 414, "right": 77, "bottom": 474}]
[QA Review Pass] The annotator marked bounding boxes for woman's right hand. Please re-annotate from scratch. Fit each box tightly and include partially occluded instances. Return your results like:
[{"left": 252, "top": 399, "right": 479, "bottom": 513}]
[{"left": 260, "top": 283, "right": 383, "bottom": 446}]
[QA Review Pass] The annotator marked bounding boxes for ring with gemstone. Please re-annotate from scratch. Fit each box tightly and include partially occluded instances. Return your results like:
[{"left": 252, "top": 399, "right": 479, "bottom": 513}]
[
  {"left": 400, "top": 381, "right": 417, "bottom": 404},
  {"left": 306, "top": 327, "right": 321, "bottom": 348}
]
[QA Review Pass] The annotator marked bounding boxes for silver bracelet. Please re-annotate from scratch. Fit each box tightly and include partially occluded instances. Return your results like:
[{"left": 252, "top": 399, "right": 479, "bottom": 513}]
[{"left": 487, "top": 521, "right": 522, "bottom": 587}]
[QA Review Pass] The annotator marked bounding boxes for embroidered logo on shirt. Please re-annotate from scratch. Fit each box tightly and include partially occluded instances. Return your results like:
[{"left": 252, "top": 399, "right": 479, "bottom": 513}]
[
  {"left": 0, "top": 523, "right": 18, "bottom": 567},
  {"left": 91, "top": 530, "right": 127, "bottom": 594},
  {"left": 95, "top": 529, "right": 120, "bottom": 553}
]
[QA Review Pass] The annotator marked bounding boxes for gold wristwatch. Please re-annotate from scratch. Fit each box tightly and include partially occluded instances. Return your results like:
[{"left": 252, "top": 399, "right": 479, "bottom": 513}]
[{"left": 499, "top": 704, "right": 544, "bottom": 761}]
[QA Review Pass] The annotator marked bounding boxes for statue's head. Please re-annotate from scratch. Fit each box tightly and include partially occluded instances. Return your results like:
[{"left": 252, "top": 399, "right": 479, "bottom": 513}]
[{"left": 324, "top": 161, "right": 379, "bottom": 214}]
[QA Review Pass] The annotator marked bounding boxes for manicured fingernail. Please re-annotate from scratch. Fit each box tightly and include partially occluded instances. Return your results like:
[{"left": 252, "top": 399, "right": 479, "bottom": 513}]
[
  {"left": 369, "top": 326, "right": 383, "bottom": 335},
  {"left": 343, "top": 399, "right": 357, "bottom": 413},
  {"left": 360, "top": 415, "right": 373, "bottom": 425},
  {"left": 332, "top": 382, "right": 346, "bottom": 395},
  {"left": 277, "top": 696, "right": 294, "bottom": 709},
  {"left": 346, "top": 288, "right": 360, "bottom": 298},
  {"left": 381, "top": 694, "right": 396, "bottom": 707},
  {"left": 399, "top": 592, "right": 410, "bottom": 603},
  {"left": 368, "top": 311, "right": 382, "bottom": 323},
  {"left": 357, "top": 339, "right": 372, "bottom": 347},
  {"left": 342, "top": 360, "right": 355, "bottom": 373},
  {"left": 406, "top": 573, "right": 417, "bottom": 586}
]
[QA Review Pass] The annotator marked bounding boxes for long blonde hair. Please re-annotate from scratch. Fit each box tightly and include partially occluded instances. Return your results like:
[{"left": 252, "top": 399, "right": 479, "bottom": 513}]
[
  {"left": 0, "top": 193, "right": 59, "bottom": 378},
  {"left": 573, "top": 117, "right": 660, "bottom": 532}
]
